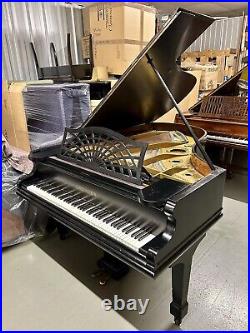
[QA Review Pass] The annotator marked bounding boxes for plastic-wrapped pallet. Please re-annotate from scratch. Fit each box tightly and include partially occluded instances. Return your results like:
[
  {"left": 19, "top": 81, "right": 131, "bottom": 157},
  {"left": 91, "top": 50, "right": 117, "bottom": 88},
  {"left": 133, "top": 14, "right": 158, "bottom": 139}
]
[
  {"left": 2, "top": 136, "right": 37, "bottom": 247},
  {"left": 22, "top": 83, "right": 91, "bottom": 151}
]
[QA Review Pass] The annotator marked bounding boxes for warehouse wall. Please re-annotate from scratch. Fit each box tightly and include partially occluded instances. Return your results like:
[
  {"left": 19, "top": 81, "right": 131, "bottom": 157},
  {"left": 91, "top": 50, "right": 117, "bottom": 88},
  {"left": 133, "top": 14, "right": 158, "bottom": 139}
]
[
  {"left": 2, "top": 2, "right": 84, "bottom": 81},
  {"left": 187, "top": 16, "right": 243, "bottom": 51},
  {"left": 3, "top": 3, "right": 244, "bottom": 81},
  {"left": 159, "top": 15, "right": 243, "bottom": 52}
]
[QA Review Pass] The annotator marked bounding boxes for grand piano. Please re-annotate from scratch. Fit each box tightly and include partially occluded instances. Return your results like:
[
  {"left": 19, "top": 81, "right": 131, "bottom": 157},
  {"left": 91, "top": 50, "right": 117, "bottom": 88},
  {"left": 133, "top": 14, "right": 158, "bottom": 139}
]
[
  {"left": 175, "top": 67, "right": 248, "bottom": 174},
  {"left": 17, "top": 9, "right": 226, "bottom": 325}
]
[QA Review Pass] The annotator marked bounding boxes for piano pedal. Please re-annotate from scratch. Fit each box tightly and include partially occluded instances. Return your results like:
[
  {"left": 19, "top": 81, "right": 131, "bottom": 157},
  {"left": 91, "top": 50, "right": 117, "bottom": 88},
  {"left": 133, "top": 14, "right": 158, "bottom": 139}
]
[
  {"left": 99, "top": 271, "right": 112, "bottom": 286},
  {"left": 91, "top": 269, "right": 111, "bottom": 285},
  {"left": 92, "top": 253, "right": 129, "bottom": 285}
]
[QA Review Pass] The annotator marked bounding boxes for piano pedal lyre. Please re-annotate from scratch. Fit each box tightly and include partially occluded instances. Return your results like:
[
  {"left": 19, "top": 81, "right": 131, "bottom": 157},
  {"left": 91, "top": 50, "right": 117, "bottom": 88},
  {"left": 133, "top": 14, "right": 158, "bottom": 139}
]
[{"left": 91, "top": 253, "right": 129, "bottom": 286}]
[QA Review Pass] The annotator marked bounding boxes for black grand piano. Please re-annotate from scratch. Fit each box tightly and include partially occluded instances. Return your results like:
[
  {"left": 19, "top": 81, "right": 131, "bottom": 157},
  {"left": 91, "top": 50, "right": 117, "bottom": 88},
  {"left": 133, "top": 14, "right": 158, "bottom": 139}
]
[{"left": 17, "top": 9, "right": 226, "bottom": 325}]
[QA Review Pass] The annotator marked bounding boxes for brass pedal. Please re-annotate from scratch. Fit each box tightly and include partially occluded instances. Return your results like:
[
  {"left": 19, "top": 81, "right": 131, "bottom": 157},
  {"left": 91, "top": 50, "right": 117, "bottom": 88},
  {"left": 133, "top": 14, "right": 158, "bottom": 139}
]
[
  {"left": 91, "top": 269, "right": 111, "bottom": 286},
  {"left": 99, "top": 271, "right": 111, "bottom": 286}
]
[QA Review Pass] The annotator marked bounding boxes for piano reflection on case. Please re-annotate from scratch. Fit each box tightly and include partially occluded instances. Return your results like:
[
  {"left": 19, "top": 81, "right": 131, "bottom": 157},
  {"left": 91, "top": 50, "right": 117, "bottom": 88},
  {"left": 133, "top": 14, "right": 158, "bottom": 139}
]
[
  {"left": 175, "top": 66, "right": 248, "bottom": 175},
  {"left": 17, "top": 9, "right": 226, "bottom": 326}
]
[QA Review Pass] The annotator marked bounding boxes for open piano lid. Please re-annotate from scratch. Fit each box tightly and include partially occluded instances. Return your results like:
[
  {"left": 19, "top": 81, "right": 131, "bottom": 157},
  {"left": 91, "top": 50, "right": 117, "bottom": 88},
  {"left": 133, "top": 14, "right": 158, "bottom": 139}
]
[{"left": 84, "top": 8, "right": 214, "bottom": 131}]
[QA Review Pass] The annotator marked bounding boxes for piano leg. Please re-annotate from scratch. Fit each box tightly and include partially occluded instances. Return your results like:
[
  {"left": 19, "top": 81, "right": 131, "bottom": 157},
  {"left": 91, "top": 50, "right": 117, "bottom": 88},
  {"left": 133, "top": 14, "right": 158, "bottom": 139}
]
[
  {"left": 170, "top": 237, "right": 204, "bottom": 326},
  {"left": 226, "top": 148, "right": 234, "bottom": 179}
]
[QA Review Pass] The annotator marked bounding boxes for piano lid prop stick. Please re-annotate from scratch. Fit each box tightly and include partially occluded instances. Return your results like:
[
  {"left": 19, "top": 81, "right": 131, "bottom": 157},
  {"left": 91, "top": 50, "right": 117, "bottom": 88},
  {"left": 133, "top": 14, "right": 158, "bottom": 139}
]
[{"left": 146, "top": 53, "right": 215, "bottom": 171}]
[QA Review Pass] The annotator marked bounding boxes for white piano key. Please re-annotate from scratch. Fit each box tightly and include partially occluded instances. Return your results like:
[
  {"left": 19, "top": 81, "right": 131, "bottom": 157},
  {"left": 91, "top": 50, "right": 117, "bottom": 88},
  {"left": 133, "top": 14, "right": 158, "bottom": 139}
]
[
  {"left": 207, "top": 134, "right": 248, "bottom": 145},
  {"left": 27, "top": 184, "right": 158, "bottom": 252}
]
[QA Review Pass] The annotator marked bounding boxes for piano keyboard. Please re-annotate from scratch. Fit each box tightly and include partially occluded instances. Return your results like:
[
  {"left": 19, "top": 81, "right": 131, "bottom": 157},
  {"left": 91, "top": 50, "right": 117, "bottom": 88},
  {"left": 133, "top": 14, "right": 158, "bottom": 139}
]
[
  {"left": 27, "top": 179, "right": 161, "bottom": 253},
  {"left": 207, "top": 135, "right": 248, "bottom": 146}
]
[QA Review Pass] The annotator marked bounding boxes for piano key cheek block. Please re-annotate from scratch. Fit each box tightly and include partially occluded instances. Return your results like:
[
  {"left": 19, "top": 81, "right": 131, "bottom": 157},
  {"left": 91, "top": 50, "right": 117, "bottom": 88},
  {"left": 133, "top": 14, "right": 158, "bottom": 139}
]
[{"left": 17, "top": 8, "right": 227, "bottom": 326}]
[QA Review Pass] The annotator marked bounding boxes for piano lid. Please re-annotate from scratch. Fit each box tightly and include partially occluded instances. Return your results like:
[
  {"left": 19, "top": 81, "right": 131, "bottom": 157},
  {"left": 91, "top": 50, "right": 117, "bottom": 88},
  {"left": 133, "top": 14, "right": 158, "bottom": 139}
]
[{"left": 84, "top": 8, "right": 214, "bottom": 131}]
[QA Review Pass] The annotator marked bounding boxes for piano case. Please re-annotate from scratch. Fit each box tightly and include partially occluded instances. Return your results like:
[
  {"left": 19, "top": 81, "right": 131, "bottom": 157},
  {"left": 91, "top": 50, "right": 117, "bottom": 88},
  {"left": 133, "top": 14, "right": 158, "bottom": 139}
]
[{"left": 17, "top": 8, "right": 226, "bottom": 326}]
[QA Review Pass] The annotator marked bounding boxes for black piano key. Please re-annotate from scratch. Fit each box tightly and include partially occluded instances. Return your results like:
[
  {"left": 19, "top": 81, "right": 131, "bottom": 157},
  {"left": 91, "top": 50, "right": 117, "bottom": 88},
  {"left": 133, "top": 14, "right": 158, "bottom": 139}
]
[
  {"left": 131, "top": 224, "right": 149, "bottom": 238},
  {"left": 45, "top": 186, "right": 61, "bottom": 194},
  {"left": 104, "top": 214, "right": 119, "bottom": 224},
  {"left": 114, "top": 219, "right": 130, "bottom": 229},
  {"left": 137, "top": 225, "right": 157, "bottom": 241},
  {"left": 134, "top": 224, "right": 155, "bottom": 239},
  {"left": 102, "top": 210, "right": 113, "bottom": 224},
  {"left": 50, "top": 185, "right": 68, "bottom": 195},
  {"left": 58, "top": 190, "right": 77, "bottom": 200},
  {"left": 38, "top": 180, "right": 58, "bottom": 190},
  {"left": 123, "top": 219, "right": 144, "bottom": 234},
  {"left": 66, "top": 193, "right": 84, "bottom": 203},
  {"left": 112, "top": 216, "right": 130, "bottom": 228},
  {"left": 110, "top": 215, "right": 124, "bottom": 226},
  {"left": 79, "top": 200, "right": 96, "bottom": 210},
  {"left": 103, "top": 215, "right": 114, "bottom": 224},
  {"left": 77, "top": 198, "right": 92, "bottom": 209},
  {"left": 87, "top": 204, "right": 104, "bottom": 214},
  {"left": 55, "top": 188, "right": 72, "bottom": 199},
  {"left": 72, "top": 196, "right": 91, "bottom": 207},
  {"left": 72, "top": 197, "right": 88, "bottom": 206},
  {"left": 93, "top": 208, "right": 108, "bottom": 217},
  {"left": 35, "top": 179, "right": 52, "bottom": 188},
  {"left": 35, "top": 178, "right": 54, "bottom": 186},
  {"left": 102, "top": 209, "right": 113, "bottom": 218},
  {"left": 59, "top": 190, "right": 77, "bottom": 202},
  {"left": 93, "top": 209, "right": 107, "bottom": 218},
  {"left": 48, "top": 184, "right": 66, "bottom": 194}
]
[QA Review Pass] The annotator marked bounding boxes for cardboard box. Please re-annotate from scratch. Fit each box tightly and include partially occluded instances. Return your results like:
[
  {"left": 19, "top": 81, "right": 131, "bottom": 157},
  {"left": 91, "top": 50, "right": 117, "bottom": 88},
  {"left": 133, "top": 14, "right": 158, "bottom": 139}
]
[
  {"left": 82, "top": 2, "right": 156, "bottom": 75},
  {"left": 184, "top": 64, "right": 218, "bottom": 91},
  {"left": 93, "top": 42, "right": 142, "bottom": 75},
  {"left": 199, "top": 67, "right": 218, "bottom": 91},
  {"left": 3, "top": 82, "right": 30, "bottom": 152}
]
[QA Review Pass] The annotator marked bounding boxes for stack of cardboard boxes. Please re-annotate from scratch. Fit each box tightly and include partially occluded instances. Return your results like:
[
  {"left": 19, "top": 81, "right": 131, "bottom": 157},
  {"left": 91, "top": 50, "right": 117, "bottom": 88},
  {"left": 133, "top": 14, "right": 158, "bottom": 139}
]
[{"left": 82, "top": 2, "right": 156, "bottom": 75}]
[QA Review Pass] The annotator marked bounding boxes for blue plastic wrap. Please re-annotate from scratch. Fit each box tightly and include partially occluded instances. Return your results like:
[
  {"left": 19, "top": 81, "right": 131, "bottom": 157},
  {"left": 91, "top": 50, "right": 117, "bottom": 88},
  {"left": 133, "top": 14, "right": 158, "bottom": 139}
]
[{"left": 23, "top": 83, "right": 91, "bottom": 150}]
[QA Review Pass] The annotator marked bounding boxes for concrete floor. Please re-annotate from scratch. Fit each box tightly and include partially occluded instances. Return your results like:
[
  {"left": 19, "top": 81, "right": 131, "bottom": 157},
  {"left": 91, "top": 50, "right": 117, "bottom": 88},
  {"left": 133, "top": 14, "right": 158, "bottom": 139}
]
[{"left": 2, "top": 174, "right": 248, "bottom": 330}]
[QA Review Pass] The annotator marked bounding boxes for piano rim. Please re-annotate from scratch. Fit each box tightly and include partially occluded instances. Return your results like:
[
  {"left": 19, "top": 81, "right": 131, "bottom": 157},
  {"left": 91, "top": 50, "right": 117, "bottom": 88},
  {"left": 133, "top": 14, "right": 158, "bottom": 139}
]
[{"left": 121, "top": 121, "right": 207, "bottom": 141}]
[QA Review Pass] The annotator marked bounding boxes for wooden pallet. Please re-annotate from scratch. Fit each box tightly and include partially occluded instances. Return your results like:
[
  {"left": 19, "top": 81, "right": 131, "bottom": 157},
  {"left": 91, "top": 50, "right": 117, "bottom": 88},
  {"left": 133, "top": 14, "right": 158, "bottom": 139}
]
[{"left": 182, "top": 49, "right": 238, "bottom": 84}]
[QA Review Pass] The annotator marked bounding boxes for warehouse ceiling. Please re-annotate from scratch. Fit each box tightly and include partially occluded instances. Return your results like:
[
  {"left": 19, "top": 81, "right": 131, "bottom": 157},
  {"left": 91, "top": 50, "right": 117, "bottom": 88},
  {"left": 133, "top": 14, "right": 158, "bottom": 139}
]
[{"left": 77, "top": 2, "right": 248, "bottom": 17}]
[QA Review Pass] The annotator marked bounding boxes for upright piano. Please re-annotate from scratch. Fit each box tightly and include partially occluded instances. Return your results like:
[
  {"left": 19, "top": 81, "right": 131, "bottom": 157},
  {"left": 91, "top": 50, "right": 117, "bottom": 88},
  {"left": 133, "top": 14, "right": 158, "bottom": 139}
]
[
  {"left": 175, "top": 67, "right": 248, "bottom": 174},
  {"left": 17, "top": 9, "right": 226, "bottom": 325}
]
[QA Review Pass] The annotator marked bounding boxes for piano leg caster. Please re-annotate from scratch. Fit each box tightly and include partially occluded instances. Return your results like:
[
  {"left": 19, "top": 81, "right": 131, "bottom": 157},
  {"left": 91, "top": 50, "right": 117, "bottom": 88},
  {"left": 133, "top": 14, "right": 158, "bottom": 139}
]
[
  {"left": 92, "top": 253, "right": 129, "bottom": 285},
  {"left": 174, "top": 317, "right": 182, "bottom": 326},
  {"left": 170, "top": 237, "right": 204, "bottom": 325}
]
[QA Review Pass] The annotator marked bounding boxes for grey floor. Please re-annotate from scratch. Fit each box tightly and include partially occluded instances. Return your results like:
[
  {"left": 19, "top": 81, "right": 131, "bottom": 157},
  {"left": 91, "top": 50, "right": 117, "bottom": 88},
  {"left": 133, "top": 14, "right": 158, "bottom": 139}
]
[{"left": 2, "top": 174, "right": 248, "bottom": 330}]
